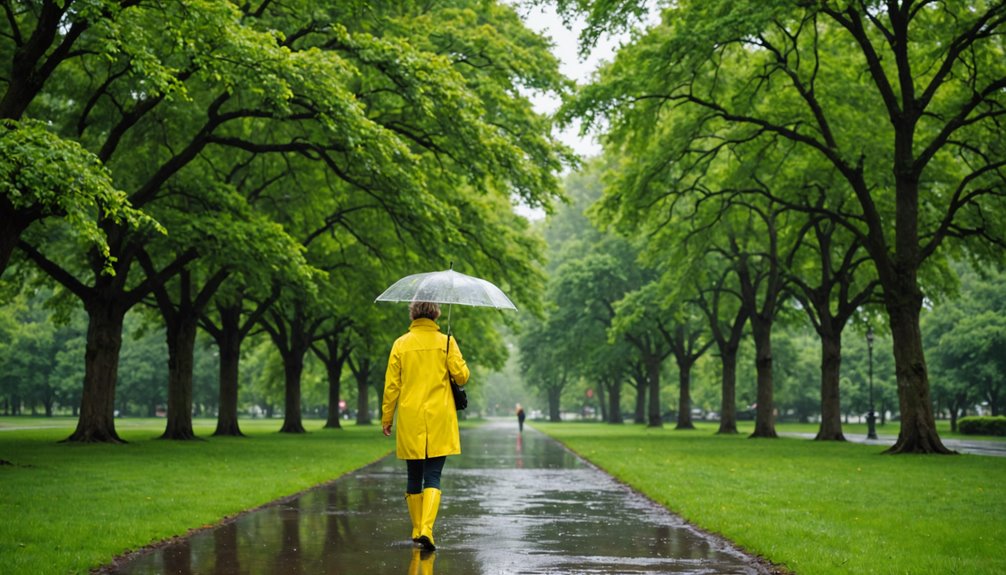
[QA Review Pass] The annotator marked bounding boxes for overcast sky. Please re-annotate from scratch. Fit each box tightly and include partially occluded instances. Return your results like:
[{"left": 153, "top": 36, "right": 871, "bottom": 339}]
[{"left": 511, "top": 2, "right": 629, "bottom": 159}]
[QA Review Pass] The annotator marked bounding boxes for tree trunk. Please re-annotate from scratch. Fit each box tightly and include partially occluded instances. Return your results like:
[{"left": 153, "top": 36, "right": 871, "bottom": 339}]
[
  {"left": 160, "top": 313, "right": 198, "bottom": 440},
  {"left": 548, "top": 386, "right": 561, "bottom": 422},
  {"left": 717, "top": 347, "right": 739, "bottom": 434},
  {"left": 0, "top": 202, "right": 31, "bottom": 276},
  {"left": 633, "top": 377, "right": 646, "bottom": 424},
  {"left": 65, "top": 297, "right": 127, "bottom": 443},
  {"left": 646, "top": 355, "right": 663, "bottom": 428},
  {"left": 606, "top": 380, "right": 623, "bottom": 424},
  {"left": 750, "top": 318, "right": 777, "bottom": 438},
  {"left": 213, "top": 306, "right": 244, "bottom": 437},
  {"left": 280, "top": 351, "right": 306, "bottom": 433},
  {"left": 884, "top": 291, "right": 953, "bottom": 454},
  {"left": 321, "top": 337, "right": 348, "bottom": 430},
  {"left": 675, "top": 361, "right": 694, "bottom": 430},
  {"left": 355, "top": 359, "right": 372, "bottom": 426},
  {"left": 815, "top": 331, "right": 845, "bottom": 441}
]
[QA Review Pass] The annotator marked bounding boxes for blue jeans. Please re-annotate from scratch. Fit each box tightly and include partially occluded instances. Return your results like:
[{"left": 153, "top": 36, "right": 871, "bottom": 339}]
[{"left": 406, "top": 456, "right": 446, "bottom": 493}]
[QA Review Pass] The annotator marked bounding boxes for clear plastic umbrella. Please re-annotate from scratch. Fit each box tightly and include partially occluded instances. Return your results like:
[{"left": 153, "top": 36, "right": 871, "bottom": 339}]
[
  {"left": 374, "top": 264, "right": 517, "bottom": 334},
  {"left": 374, "top": 267, "right": 517, "bottom": 310}
]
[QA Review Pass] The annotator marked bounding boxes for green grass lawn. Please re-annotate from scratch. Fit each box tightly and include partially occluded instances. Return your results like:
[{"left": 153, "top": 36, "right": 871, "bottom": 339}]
[
  {"left": 534, "top": 422, "right": 1006, "bottom": 575},
  {"left": 0, "top": 417, "right": 394, "bottom": 575}
]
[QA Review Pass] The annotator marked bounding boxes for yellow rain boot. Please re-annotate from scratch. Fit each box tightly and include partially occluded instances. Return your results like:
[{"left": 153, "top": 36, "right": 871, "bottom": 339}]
[
  {"left": 417, "top": 487, "right": 441, "bottom": 551},
  {"left": 405, "top": 492, "right": 424, "bottom": 542}
]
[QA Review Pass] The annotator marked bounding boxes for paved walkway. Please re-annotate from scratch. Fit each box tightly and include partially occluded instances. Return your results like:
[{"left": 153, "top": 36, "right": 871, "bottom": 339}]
[
  {"left": 106, "top": 421, "right": 770, "bottom": 574},
  {"left": 779, "top": 432, "right": 1006, "bottom": 457}
]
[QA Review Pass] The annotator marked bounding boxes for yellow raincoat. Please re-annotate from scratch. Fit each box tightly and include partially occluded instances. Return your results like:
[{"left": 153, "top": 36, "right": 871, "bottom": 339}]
[{"left": 382, "top": 318, "right": 470, "bottom": 459}]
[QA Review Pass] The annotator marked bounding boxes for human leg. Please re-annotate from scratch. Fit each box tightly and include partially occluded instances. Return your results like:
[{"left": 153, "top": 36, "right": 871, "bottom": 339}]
[
  {"left": 417, "top": 456, "right": 446, "bottom": 551},
  {"left": 421, "top": 456, "right": 446, "bottom": 490},
  {"left": 405, "top": 460, "right": 425, "bottom": 541}
]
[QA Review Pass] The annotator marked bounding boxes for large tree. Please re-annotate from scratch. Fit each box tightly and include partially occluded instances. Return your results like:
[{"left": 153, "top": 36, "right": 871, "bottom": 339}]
[
  {"left": 13, "top": 0, "right": 567, "bottom": 442},
  {"left": 560, "top": 0, "right": 1006, "bottom": 453}
]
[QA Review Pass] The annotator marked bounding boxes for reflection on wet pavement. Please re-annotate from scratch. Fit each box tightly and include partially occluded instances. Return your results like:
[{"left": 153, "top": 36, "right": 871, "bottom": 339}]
[{"left": 109, "top": 422, "right": 767, "bottom": 574}]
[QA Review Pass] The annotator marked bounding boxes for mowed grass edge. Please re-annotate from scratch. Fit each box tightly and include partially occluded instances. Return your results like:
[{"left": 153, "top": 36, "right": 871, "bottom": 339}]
[
  {"left": 533, "top": 422, "right": 1006, "bottom": 575},
  {"left": 0, "top": 417, "right": 396, "bottom": 575}
]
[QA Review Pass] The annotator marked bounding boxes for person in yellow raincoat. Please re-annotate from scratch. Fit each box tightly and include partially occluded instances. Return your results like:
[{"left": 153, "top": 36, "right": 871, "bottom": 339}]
[{"left": 382, "top": 301, "right": 469, "bottom": 552}]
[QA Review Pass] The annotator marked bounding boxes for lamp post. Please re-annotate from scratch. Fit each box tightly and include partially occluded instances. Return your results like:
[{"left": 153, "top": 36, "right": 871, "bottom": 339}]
[{"left": 866, "top": 326, "right": 878, "bottom": 440}]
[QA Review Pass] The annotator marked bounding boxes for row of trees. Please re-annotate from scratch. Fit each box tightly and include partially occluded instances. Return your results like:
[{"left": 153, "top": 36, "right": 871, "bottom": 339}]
[
  {"left": 522, "top": 165, "right": 1004, "bottom": 431},
  {"left": 0, "top": 289, "right": 539, "bottom": 420},
  {"left": 1, "top": 1, "right": 571, "bottom": 441},
  {"left": 520, "top": 0, "right": 1006, "bottom": 453},
  {"left": 0, "top": 291, "right": 327, "bottom": 420}
]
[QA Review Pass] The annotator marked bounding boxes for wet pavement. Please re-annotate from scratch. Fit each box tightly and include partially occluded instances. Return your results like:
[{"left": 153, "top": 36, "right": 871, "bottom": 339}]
[
  {"left": 779, "top": 432, "right": 1006, "bottom": 457},
  {"left": 107, "top": 421, "right": 769, "bottom": 574}
]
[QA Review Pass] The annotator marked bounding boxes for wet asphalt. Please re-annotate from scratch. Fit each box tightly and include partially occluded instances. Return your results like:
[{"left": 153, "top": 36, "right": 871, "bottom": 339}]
[
  {"left": 107, "top": 421, "right": 769, "bottom": 575},
  {"left": 778, "top": 432, "right": 1006, "bottom": 456}
]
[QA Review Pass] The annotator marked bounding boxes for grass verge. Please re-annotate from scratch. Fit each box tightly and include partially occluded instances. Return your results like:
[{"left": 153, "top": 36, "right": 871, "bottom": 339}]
[
  {"left": 534, "top": 422, "right": 1006, "bottom": 575},
  {"left": 0, "top": 417, "right": 393, "bottom": 575}
]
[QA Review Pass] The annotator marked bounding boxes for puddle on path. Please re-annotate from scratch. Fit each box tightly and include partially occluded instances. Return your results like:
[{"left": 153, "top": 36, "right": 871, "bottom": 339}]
[{"left": 108, "top": 421, "right": 768, "bottom": 574}]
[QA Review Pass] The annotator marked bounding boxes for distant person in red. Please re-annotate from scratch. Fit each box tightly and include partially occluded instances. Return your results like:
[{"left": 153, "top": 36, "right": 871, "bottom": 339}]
[{"left": 516, "top": 404, "right": 526, "bottom": 433}]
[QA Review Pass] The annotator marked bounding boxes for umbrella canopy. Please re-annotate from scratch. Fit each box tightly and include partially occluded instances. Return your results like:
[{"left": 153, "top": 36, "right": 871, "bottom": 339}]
[{"left": 375, "top": 268, "right": 517, "bottom": 311}]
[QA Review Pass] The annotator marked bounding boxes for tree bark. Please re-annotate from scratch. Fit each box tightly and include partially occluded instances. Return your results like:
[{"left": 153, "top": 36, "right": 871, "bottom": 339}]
[
  {"left": 646, "top": 354, "right": 663, "bottom": 428},
  {"left": 213, "top": 305, "right": 244, "bottom": 437},
  {"left": 0, "top": 201, "right": 32, "bottom": 276},
  {"left": 606, "top": 380, "right": 623, "bottom": 424},
  {"left": 280, "top": 350, "right": 307, "bottom": 433},
  {"left": 263, "top": 304, "right": 315, "bottom": 434},
  {"left": 279, "top": 347, "right": 305, "bottom": 434},
  {"left": 675, "top": 363, "right": 694, "bottom": 430},
  {"left": 65, "top": 297, "right": 127, "bottom": 443},
  {"left": 633, "top": 375, "right": 646, "bottom": 424},
  {"left": 717, "top": 347, "right": 739, "bottom": 434},
  {"left": 209, "top": 293, "right": 278, "bottom": 437},
  {"left": 884, "top": 292, "right": 953, "bottom": 454},
  {"left": 324, "top": 359, "right": 343, "bottom": 429},
  {"left": 548, "top": 386, "right": 561, "bottom": 422},
  {"left": 815, "top": 331, "right": 846, "bottom": 440},
  {"left": 316, "top": 334, "right": 350, "bottom": 430},
  {"left": 355, "top": 358, "right": 372, "bottom": 426},
  {"left": 750, "top": 317, "right": 778, "bottom": 438},
  {"left": 160, "top": 312, "right": 198, "bottom": 440}
]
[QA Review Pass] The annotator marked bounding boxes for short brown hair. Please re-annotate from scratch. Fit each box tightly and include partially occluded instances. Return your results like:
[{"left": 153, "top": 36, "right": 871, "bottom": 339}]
[{"left": 409, "top": 301, "right": 441, "bottom": 321}]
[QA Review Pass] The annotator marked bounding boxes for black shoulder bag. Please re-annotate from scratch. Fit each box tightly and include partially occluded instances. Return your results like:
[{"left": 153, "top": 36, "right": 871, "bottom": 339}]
[{"left": 446, "top": 334, "right": 467, "bottom": 411}]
